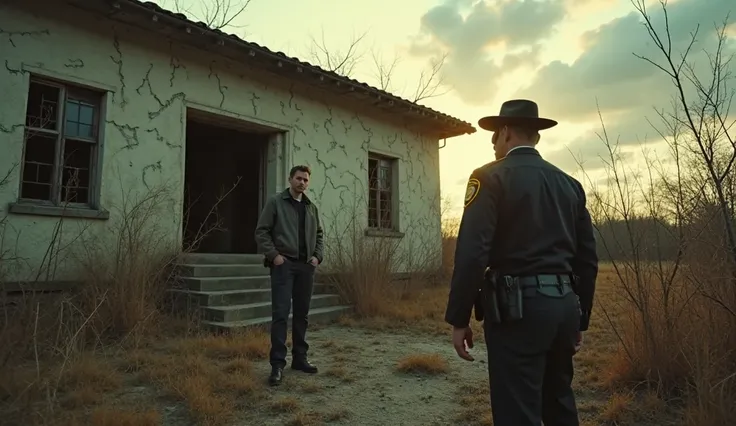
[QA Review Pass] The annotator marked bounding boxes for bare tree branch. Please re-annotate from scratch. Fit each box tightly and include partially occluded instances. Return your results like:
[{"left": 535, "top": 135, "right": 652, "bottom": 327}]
[
  {"left": 164, "top": 0, "right": 252, "bottom": 31},
  {"left": 307, "top": 28, "right": 369, "bottom": 78},
  {"left": 412, "top": 53, "right": 450, "bottom": 103},
  {"left": 370, "top": 50, "right": 400, "bottom": 92}
]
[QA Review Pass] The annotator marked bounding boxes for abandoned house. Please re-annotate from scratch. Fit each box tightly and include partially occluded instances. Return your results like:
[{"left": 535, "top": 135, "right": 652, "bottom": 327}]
[{"left": 0, "top": 0, "right": 476, "bottom": 286}]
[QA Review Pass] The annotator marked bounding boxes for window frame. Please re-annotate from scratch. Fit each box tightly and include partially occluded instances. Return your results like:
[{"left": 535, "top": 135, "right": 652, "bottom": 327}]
[
  {"left": 367, "top": 153, "right": 399, "bottom": 232},
  {"left": 18, "top": 77, "right": 104, "bottom": 210}
]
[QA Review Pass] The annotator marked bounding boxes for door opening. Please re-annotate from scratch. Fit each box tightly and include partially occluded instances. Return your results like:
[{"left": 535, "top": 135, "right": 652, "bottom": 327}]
[{"left": 182, "top": 117, "right": 270, "bottom": 254}]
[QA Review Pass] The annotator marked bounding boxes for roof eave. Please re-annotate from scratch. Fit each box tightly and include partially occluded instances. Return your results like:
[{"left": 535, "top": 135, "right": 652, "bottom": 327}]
[{"left": 73, "top": 0, "right": 477, "bottom": 137}]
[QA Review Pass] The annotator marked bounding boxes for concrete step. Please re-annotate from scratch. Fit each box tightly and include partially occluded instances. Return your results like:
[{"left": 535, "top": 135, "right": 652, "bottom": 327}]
[
  {"left": 181, "top": 276, "right": 270, "bottom": 292},
  {"left": 202, "top": 294, "right": 341, "bottom": 323},
  {"left": 177, "top": 263, "right": 269, "bottom": 278},
  {"left": 179, "top": 253, "right": 264, "bottom": 265},
  {"left": 202, "top": 305, "right": 353, "bottom": 331},
  {"left": 170, "top": 284, "right": 332, "bottom": 306}
]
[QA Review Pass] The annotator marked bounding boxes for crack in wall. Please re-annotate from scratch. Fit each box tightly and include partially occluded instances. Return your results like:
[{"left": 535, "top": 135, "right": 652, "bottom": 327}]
[
  {"left": 250, "top": 92, "right": 261, "bottom": 116},
  {"left": 148, "top": 92, "right": 186, "bottom": 120},
  {"left": 135, "top": 63, "right": 165, "bottom": 108},
  {"left": 208, "top": 61, "right": 227, "bottom": 108},
  {"left": 142, "top": 160, "right": 162, "bottom": 188},
  {"left": 64, "top": 58, "right": 84, "bottom": 69},
  {"left": 109, "top": 120, "right": 141, "bottom": 151},
  {"left": 0, "top": 124, "right": 24, "bottom": 134},
  {"left": 109, "top": 33, "right": 127, "bottom": 110},
  {"left": 4, "top": 60, "right": 25, "bottom": 76},
  {"left": 167, "top": 40, "right": 186, "bottom": 87},
  {"left": 145, "top": 128, "right": 181, "bottom": 149},
  {"left": 0, "top": 28, "right": 49, "bottom": 47}
]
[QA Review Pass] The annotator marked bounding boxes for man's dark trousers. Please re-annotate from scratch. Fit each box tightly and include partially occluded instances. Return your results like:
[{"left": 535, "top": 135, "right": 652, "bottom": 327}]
[
  {"left": 484, "top": 289, "right": 581, "bottom": 426},
  {"left": 269, "top": 258, "right": 316, "bottom": 368}
]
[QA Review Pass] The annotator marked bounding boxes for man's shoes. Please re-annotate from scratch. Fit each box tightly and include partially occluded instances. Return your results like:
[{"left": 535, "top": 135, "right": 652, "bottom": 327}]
[
  {"left": 291, "top": 359, "right": 318, "bottom": 374},
  {"left": 268, "top": 367, "right": 283, "bottom": 386}
]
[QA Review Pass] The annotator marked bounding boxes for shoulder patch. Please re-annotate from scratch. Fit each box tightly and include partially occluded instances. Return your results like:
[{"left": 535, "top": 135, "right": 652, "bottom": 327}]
[{"left": 464, "top": 178, "right": 480, "bottom": 207}]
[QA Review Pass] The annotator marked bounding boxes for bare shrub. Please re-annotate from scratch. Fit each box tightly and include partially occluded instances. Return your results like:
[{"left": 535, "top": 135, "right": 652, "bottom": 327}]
[
  {"left": 320, "top": 188, "right": 443, "bottom": 317},
  {"left": 71, "top": 182, "right": 181, "bottom": 344},
  {"left": 573, "top": 3, "right": 736, "bottom": 423}
]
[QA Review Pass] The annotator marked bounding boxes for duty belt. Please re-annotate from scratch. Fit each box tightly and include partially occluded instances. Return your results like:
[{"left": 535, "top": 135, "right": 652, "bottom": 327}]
[{"left": 513, "top": 274, "right": 573, "bottom": 297}]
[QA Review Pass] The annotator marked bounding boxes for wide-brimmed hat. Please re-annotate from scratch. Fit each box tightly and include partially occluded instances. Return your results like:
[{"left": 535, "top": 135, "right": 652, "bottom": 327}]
[{"left": 478, "top": 99, "right": 557, "bottom": 132}]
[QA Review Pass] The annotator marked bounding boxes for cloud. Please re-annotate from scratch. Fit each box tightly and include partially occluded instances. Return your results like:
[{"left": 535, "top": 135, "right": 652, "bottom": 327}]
[
  {"left": 409, "top": 0, "right": 566, "bottom": 104},
  {"left": 518, "top": 0, "right": 734, "bottom": 119},
  {"left": 519, "top": 0, "right": 735, "bottom": 172}
]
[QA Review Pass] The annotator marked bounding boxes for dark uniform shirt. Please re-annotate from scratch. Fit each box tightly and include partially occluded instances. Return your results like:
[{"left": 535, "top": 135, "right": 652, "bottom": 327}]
[{"left": 445, "top": 147, "right": 598, "bottom": 331}]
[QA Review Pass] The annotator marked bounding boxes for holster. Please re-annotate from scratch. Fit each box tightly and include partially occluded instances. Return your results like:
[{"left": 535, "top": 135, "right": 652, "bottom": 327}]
[
  {"left": 570, "top": 273, "right": 581, "bottom": 295},
  {"left": 481, "top": 269, "right": 502, "bottom": 324},
  {"left": 498, "top": 275, "right": 523, "bottom": 322}
]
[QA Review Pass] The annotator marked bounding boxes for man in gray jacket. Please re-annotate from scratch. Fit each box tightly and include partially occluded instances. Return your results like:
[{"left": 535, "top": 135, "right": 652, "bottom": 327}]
[{"left": 254, "top": 165, "right": 324, "bottom": 386}]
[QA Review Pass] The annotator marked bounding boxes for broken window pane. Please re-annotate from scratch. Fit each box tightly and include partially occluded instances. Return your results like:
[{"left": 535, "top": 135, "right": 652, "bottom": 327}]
[
  {"left": 25, "top": 82, "right": 60, "bottom": 131},
  {"left": 61, "top": 139, "right": 92, "bottom": 204},
  {"left": 21, "top": 132, "right": 57, "bottom": 201}
]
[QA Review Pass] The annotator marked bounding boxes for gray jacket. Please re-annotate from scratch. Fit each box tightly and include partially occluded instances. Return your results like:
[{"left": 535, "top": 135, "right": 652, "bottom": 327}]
[{"left": 254, "top": 188, "right": 324, "bottom": 263}]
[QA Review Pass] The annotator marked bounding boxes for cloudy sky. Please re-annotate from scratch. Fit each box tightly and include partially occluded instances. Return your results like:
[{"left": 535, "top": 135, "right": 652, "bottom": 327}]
[{"left": 157, "top": 0, "right": 735, "bottom": 218}]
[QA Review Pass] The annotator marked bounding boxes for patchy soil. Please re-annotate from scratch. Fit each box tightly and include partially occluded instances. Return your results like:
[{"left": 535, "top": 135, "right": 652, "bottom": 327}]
[{"left": 237, "top": 325, "right": 491, "bottom": 426}]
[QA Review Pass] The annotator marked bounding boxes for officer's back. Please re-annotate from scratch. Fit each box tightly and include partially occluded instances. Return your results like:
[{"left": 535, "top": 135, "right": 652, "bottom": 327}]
[{"left": 486, "top": 147, "right": 585, "bottom": 277}]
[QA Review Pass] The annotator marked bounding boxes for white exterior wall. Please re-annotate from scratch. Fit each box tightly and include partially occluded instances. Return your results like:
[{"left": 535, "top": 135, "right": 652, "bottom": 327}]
[{"left": 0, "top": 3, "right": 443, "bottom": 282}]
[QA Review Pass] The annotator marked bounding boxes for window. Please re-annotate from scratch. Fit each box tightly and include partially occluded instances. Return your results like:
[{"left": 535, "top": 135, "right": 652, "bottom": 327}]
[
  {"left": 368, "top": 154, "right": 396, "bottom": 230},
  {"left": 20, "top": 79, "right": 103, "bottom": 207}
]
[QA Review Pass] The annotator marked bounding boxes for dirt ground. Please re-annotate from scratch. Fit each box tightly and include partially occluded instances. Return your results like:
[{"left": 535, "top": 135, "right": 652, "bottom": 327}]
[
  {"left": 228, "top": 324, "right": 610, "bottom": 426},
  {"left": 237, "top": 325, "right": 490, "bottom": 426}
]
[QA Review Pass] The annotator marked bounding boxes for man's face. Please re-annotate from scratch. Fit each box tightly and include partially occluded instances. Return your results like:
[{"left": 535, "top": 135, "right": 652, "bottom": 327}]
[{"left": 289, "top": 170, "right": 310, "bottom": 193}]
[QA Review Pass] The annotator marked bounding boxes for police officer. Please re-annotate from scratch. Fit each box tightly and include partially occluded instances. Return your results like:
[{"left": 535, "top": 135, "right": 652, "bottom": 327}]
[{"left": 444, "top": 99, "right": 598, "bottom": 426}]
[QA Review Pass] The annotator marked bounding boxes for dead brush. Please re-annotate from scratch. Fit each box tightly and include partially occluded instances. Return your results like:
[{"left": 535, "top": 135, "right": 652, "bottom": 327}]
[
  {"left": 0, "top": 181, "right": 188, "bottom": 425},
  {"left": 320, "top": 196, "right": 447, "bottom": 318},
  {"left": 71, "top": 184, "right": 181, "bottom": 344}
]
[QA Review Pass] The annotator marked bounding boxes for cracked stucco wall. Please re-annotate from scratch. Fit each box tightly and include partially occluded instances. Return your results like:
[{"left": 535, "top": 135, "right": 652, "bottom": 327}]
[{"left": 0, "top": 3, "right": 442, "bottom": 282}]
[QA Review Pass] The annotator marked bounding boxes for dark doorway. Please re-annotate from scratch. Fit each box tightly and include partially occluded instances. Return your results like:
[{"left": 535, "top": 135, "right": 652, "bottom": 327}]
[{"left": 183, "top": 117, "right": 269, "bottom": 254}]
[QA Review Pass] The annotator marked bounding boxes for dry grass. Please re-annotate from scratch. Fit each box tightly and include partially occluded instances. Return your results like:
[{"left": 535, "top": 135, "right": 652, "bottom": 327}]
[
  {"left": 0, "top": 181, "right": 277, "bottom": 426},
  {"left": 596, "top": 259, "right": 736, "bottom": 426},
  {"left": 324, "top": 365, "right": 354, "bottom": 383},
  {"left": 282, "top": 407, "right": 350, "bottom": 425},
  {"left": 270, "top": 396, "right": 300, "bottom": 413},
  {"left": 87, "top": 407, "right": 162, "bottom": 426},
  {"left": 395, "top": 353, "right": 449, "bottom": 375},
  {"left": 455, "top": 382, "right": 493, "bottom": 425},
  {"left": 0, "top": 320, "right": 273, "bottom": 426}
]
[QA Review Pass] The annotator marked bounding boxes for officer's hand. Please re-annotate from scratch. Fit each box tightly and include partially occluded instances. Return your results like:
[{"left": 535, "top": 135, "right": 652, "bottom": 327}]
[
  {"left": 574, "top": 331, "right": 583, "bottom": 354},
  {"left": 273, "top": 255, "right": 285, "bottom": 266},
  {"left": 452, "top": 326, "right": 474, "bottom": 361},
  {"left": 309, "top": 256, "right": 319, "bottom": 266}
]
